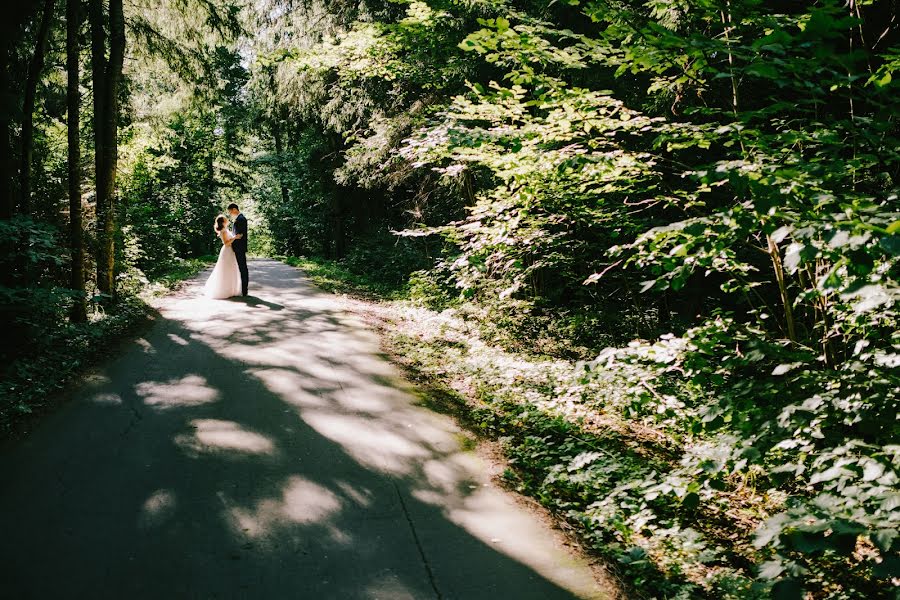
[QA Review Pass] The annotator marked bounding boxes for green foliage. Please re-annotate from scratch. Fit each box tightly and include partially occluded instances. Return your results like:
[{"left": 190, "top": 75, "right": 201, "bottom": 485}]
[
  {"left": 1, "top": 0, "right": 246, "bottom": 437},
  {"left": 253, "top": 126, "right": 334, "bottom": 257},
  {"left": 6, "top": 0, "right": 898, "bottom": 595},
  {"left": 248, "top": 0, "right": 900, "bottom": 596},
  {"left": 396, "top": 1, "right": 899, "bottom": 594},
  {"left": 380, "top": 301, "right": 764, "bottom": 599},
  {"left": 245, "top": 0, "right": 482, "bottom": 265},
  {"left": 1, "top": 239, "right": 213, "bottom": 439},
  {"left": 0, "top": 292, "right": 149, "bottom": 438},
  {"left": 121, "top": 45, "right": 250, "bottom": 278}
]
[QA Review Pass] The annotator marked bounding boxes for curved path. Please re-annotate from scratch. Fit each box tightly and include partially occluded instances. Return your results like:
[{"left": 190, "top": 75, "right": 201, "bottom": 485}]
[{"left": 0, "top": 259, "right": 609, "bottom": 600}]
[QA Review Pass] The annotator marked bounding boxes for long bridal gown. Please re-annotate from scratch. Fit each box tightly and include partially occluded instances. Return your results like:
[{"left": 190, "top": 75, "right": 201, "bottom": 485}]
[{"left": 203, "top": 229, "right": 242, "bottom": 299}]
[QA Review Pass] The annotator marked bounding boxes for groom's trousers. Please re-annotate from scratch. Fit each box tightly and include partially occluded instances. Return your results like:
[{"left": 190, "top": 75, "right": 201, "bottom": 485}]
[{"left": 235, "top": 250, "right": 249, "bottom": 296}]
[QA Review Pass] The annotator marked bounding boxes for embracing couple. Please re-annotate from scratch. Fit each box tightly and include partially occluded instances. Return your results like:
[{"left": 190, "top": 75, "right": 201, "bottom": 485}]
[{"left": 203, "top": 203, "right": 249, "bottom": 299}]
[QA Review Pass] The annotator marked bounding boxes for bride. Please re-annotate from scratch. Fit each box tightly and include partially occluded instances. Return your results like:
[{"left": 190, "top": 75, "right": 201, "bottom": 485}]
[{"left": 203, "top": 214, "right": 244, "bottom": 299}]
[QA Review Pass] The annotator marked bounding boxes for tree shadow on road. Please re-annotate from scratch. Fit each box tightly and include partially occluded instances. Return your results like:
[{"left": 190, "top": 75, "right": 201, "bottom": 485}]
[{"left": 0, "top": 259, "right": 604, "bottom": 600}]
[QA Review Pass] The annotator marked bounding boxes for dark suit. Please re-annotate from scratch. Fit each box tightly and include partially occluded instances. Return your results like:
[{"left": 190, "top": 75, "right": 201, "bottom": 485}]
[{"left": 233, "top": 213, "right": 249, "bottom": 295}]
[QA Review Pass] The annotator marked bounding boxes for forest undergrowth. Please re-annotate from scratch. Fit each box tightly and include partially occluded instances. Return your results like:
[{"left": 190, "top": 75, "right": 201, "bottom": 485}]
[
  {"left": 285, "top": 254, "right": 898, "bottom": 600},
  {"left": 0, "top": 256, "right": 213, "bottom": 441}
]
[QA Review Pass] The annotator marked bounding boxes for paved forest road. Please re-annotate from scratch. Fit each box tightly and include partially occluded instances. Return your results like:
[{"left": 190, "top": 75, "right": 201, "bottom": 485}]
[{"left": 0, "top": 259, "right": 609, "bottom": 600}]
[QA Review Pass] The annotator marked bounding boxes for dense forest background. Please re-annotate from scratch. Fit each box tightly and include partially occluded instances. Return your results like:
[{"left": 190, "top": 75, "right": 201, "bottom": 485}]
[{"left": 2, "top": 0, "right": 898, "bottom": 597}]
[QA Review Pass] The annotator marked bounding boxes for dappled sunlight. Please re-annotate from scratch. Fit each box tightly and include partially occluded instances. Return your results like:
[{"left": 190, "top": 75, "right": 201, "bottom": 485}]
[
  {"left": 420, "top": 455, "right": 484, "bottom": 496},
  {"left": 161, "top": 265, "right": 486, "bottom": 481},
  {"left": 281, "top": 476, "right": 343, "bottom": 523},
  {"left": 82, "top": 373, "right": 111, "bottom": 389},
  {"left": 451, "top": 489, "right": 595, "bottom": 585},
  {"left": 167, "top": 333, "right": 190, "bottom": 346},
  {"left": 122, "top": 260, "right": 607, "bottom": 598},
  {"left": 164, "top": 261, "right": 546, "bottom": 490},
  {"left": 249, "top": 368, "right": 333, "bottom": 408},
  {"left": 334, "top": 480, "right": 374, "bottom": 509},
  {"left": 90, "top": 392, "right": 123, "bottom": 405},
  {"left": 302, "top": 410, "right": 432, "bottom": 475},
  {"left": 136, "top": 374, "right": 219, "bottom": 411},
  {"left": 363, "top": 575, "right": 419, "bottom": 600},
  {"left": 135, "top": 338, "right": 156, "bottom": 354},
  {"left": 138, "top": 489, "right": 177, "bottom": 529},
  {"left": 176, "top": 419, "right": 276, "bottom": 456},
  {"left": 223, "top": 476, "right": 343, "bottom": 540}
]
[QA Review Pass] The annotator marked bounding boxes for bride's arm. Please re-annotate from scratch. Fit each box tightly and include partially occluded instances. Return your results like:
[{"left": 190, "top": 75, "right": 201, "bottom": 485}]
[{"left": 220, "top": 229, "right": 235, "bottom": 246}]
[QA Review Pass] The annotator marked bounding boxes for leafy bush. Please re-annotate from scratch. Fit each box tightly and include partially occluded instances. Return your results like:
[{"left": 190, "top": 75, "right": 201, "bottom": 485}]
[{"left": 397, "top": 2, "right": 899, "bottom": 595}]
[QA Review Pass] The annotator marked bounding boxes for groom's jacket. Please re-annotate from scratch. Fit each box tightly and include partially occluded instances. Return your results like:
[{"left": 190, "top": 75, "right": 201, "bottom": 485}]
[{"left": 233, "top": 214, "right": 248, "bottom": 253}]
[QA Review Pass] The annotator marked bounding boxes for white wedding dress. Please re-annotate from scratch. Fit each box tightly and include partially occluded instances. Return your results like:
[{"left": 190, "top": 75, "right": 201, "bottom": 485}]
[{"left": 204, "top": 228, "right": 242, "bottom": 299}]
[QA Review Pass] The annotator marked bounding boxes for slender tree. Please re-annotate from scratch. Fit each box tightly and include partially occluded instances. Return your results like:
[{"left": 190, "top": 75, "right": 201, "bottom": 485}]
[
  {"left": 67, "top": 0, "right": 86, "bottom": 322},
  {"left": 88, "top": 0, "right": 124, "bottom": 296},
  {"left": 0, "top": 2, "right": 38, "bottom": 221},
  {"left": 0, "top": 51, "right": 13, "bottom": 221},
  {"left": 19, "top": 0, "right": 57, "bottom": 215}
]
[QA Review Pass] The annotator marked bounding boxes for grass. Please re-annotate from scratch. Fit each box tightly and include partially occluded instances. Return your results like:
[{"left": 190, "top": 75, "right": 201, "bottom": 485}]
[
  {"left": 0, "top": 256, "right": 216, "bottom": 442},
  {"left": 141, "top": 255, "right": 217, "bottom": 297},
  {"left": 277, "top": 255, "right": 407, "bottom": 300}
]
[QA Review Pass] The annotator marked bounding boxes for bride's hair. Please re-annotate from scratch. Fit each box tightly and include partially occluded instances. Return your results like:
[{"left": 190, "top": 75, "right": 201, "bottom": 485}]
[{"left": 214, "top": 215, "right": 227, "bottom": 233}]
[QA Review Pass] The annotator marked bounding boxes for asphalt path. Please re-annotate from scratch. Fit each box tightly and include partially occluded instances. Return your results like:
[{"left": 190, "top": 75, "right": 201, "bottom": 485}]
[{"left": 0, "top": 259, "right": 609, "bottom": 600}]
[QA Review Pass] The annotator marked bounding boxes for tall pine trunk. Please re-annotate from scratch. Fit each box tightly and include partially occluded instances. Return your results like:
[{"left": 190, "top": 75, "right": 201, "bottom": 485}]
[
  {"left": 100, "top": 0, "right": 124, "bottom": 296},
  {"left": 19, "top": 0, "right": 56, "bottom": 215},
  {"left": 88, "top": 0, "right": 124, "bottom": 297},
  {"left": 67, "top": 0, "right": 86, "bottom": 322}
]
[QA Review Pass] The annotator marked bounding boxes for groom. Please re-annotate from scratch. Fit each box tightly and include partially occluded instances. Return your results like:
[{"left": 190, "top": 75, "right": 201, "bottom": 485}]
[{"left": 228, "top": 203, "right": 249, "bottom": 296}]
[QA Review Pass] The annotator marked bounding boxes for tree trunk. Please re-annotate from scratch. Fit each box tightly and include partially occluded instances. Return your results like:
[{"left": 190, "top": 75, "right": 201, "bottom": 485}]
[
  {"left": 87, "top": 0, "right": 107, "bottom": 291},
  {"left": 271, "top": 116, "right": 289, "bottom": 208},
  {"left": 67, "top": 0, "right": 86, "bottom": 322},
  {"left": 767, "top": 234, "right": 797, "bottom": 343},
  {"left": 0, "top": 50, "right": 13, "bottom": 221},
  {"left": 19, "top": 0, "right": 56, "bottom": 216},
  {"left": 330, "top": 191, "right": 345, "bottom": 259},
  {"left": 89, "top": 0, "right": 124, "bottom": 297},
  {"left": 0, "top": 3, "right": 36, "bottom": 221}
]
